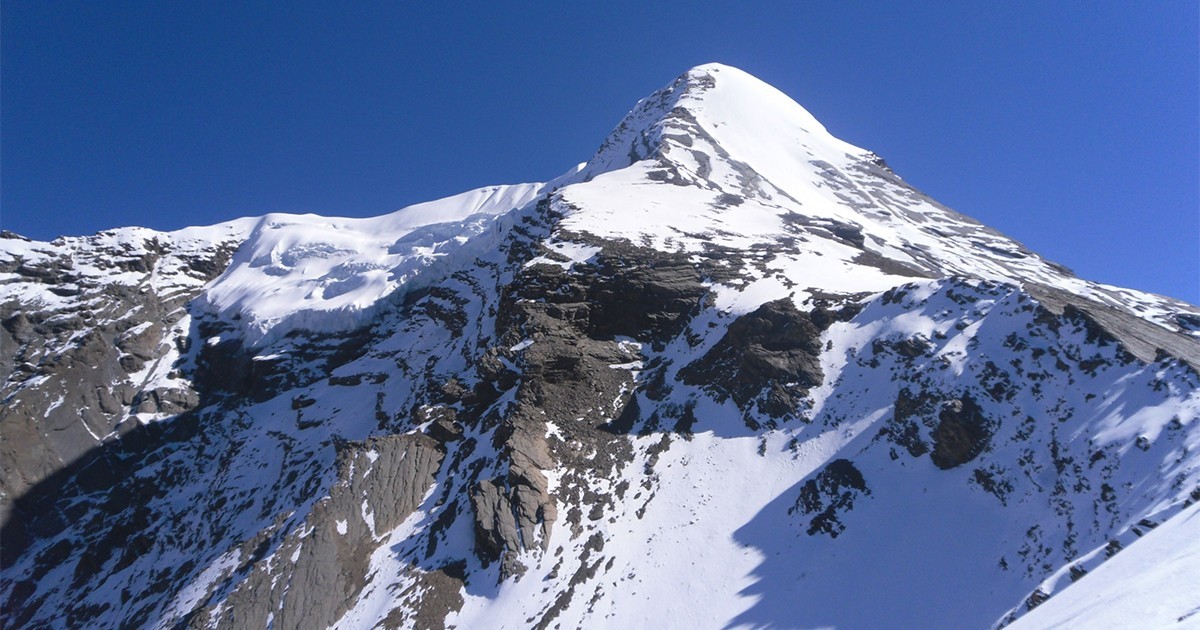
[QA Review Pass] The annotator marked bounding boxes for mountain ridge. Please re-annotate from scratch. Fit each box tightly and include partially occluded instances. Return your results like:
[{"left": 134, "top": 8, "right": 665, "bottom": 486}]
[{"left": 2, "top": 63, "right": 1198, "bottom": 629}]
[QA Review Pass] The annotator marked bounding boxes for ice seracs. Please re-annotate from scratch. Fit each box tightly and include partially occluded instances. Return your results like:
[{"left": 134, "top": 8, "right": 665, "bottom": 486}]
[{"left": 198, "top": 183, "right": 543, "bottom": 346}]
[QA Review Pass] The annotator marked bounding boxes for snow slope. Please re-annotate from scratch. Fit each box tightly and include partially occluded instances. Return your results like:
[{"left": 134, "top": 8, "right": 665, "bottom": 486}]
[
  {"left": 1009, "top": 502, "right": 1200, "bottom": 629},
  {"left": 198, "top": 183, "right": 544, "bottom": 346},
  {"left": 560, "top": 64, "right": 1194, "bottom": 334}
]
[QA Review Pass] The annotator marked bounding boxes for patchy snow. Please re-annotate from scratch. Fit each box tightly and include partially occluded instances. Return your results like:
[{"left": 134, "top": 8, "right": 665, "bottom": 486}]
[
  {"left": 42, "top": 394, "right": 65, "bottom": 418},
  {"left": 5, "top": 62, "right": 1199, "bottom": 630},
  {"left": 1009, "top": 502, "right": 1200, "bottom": 629},
  {"left": 524, "top": 240, "right": 601, "bottom": 270}
]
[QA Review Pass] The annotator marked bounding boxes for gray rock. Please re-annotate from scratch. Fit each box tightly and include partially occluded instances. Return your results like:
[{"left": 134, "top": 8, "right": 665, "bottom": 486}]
[
  {"left": 1027, "top": 283, "right": 1200, "bottom": 370},
  {"left": 204, "top": 433, "right": 446, "bottom": 630},
  {"left": 0, "top": 235, "right": 237, "bottom": 525},
  {"left": 680, "top": 298, "right": 828, "bottom": 422},
  {"left": 471, "top": 478, "right": 522, "bottom": 562},
  {"left": 930, "top": 395, "right": 994, "bottom": 470},
  {"left": 791, "top": 458, "right": 870, "bottom": 538}
]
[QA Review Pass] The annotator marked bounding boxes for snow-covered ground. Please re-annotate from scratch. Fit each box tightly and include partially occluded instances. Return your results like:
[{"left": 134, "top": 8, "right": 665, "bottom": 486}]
[{"left": 1010, "top": 501, "right": 1200, "bottom": 629}]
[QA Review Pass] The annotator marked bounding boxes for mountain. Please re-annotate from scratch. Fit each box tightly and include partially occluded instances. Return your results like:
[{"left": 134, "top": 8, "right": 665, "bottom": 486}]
[{"left": 2, "top": 63, "right": 1198, "bottom": 629}]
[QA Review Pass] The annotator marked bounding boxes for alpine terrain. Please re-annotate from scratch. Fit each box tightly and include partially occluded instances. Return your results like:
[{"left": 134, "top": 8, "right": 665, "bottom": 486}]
[{"left": 3, "top": 63, "right": 1199, "bottom": 629}]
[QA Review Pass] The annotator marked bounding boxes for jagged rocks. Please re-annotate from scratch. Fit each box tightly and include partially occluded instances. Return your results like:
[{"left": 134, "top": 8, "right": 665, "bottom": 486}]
[
  {"left": 192, "top": 319, "right": 375, "bottom": 403},
  {"left": 680, "top": 298, "right": 826, "bottom": 422},
  {"left": 881, "top": 391, "right": 996, "bottom": 469},
  {"left": 0, "top": 233, "right": 238, "bottom": 526},
  {"left": 872, "top": 335, "right": 933, "bottom": 359},
  {"left": 132, "top": 386, "right": 200, "bottom": 415},
  {"left": 471, "top": 479, "right": 523, "bottom": 564},
  {"left": 790, "top": 458, "right": 870, "bottom": 538},
  {"left": 506, "top": 425, "right": 557, "bottom": 546},
  {"left": 469, "top": 413, "right": 558, "bottom": 572},
  {"left": 469, "top": 474, "right": 555, "bottom": 579},
  {"left": 422, "top": 406, "right": 464, "bottom": 443},
  {"left": 380, "top": 561, "right": 467, "bottom": 630},
  {"left": 467, "top": 237, "right": 718, "bottom": 570},
  {"left": 880, "top": 389, "right": 934, "bottom": 459},
  {"left": 202, "top": 433, "right": 446, "bottom": 630},
  {"left": 1027, "top": 283, "right": 1200, "bottom": 369},
  {"left": 930, "top": 395, "right": 994, "bottom": 470},
  {"left": 505, "top": 237, "right": 716, "bottom": 347}
]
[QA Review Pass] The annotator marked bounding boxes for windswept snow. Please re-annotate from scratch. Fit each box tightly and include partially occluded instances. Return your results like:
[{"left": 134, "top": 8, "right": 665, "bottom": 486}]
[
  {"left": 552, "top": 64, "right": 1197, "bottom": 335},
  {"left": 198, "top": 183, "right": 543, "bottom": 346},
  {"left": 1009, "top": 502, "right": 1200, "bottom": 629}
]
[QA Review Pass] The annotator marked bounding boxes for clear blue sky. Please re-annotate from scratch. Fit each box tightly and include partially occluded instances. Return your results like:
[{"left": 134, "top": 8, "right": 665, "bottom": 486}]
[{"left": 3, "top": 2, "right": 1197, "bottom": 303}]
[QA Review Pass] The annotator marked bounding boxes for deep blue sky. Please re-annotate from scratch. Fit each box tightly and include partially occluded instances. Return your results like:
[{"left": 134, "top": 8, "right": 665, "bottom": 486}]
[{"left": 3, "top": 2, "right": 1197, "bottom": 302}]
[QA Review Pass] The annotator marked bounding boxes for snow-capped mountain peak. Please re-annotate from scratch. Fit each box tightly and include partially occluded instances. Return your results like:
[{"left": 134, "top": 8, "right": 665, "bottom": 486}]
[
  {"left": 2, "top": 64, "right": 1198, "bottom": 630},
  {"left": 550, "top": 64, "right": 1197, "bottom": 346},
  {"left": 581, "top": 63, "right": 865, "bottom": 180}
]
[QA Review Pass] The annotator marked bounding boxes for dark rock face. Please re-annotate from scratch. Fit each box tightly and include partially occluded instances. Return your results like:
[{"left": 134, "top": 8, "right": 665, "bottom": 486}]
[
  {"left": 930, "top": 395, "right": 994, "bottom": 469},
  {"left": 0, "top": 236, "right": 237, "bottom": 526},
  {"left": 880, "top": 389, "right": 934, "bottom": 459},
  {"left": 680, "top": 298, "right": 827, "bottom": 422},
  {"left": 1026, "top": 283, "right": 1200, "bottom": 369},
  {"left": 507, "top": 235, "right": 716, "bottom": 348},
  {"left": 880, "top": 389, "right": 995, "bottom": 470},
  {"left": 205, "top": 434, "right": 446, "bottom": 630},
  {"left": 190, "top": 318, "right": 374, "bottom": 404},
  {"left": 791, "top": 459, "right": 870, "bottom": 538},
  {"left": 466, "top": 233, "right": 717, "bottom": 580},
  {"left": 424, "top": 407, "right": 464, "bottom": 443},
  {"left": 881, "top": 390, "right": 995, "bottom": 470}
]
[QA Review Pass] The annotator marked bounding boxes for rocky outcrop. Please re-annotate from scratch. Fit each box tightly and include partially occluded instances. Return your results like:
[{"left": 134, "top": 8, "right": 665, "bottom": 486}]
[
  {"left": 880, "top": 390, "right": 996, "bottom": 469},
  {"left": 1027, "top": 283, "right": 1200, "bottom": 370},
  {"left": 0, "top": 235, "right": 237, "bottom": 525},
  {"left": 199, "top": 433, "right": 445, "bottom": 630},
  {"left": 930, "top": 395, "right": 994, "bottom": 469},
  {"left": 790, "top": 458, "right": 870, "bottom": 538},
  {"left": 469, "top": 409, "right": 558, "bottom": 575},
  {"left": 680, "top": 298, "right": 834, "bottom": 424},
  {"left": 190, "top": 317, "right": 375, "bottom": 404},
  {"left": 466, "top": 232, "right": 723, "bottom": 578},
  {"left": 879, "top": 388, "right": 935, "bottom": 459},
  {"left": 471, "top": 479, "right": 523, "bottom": 563}
]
